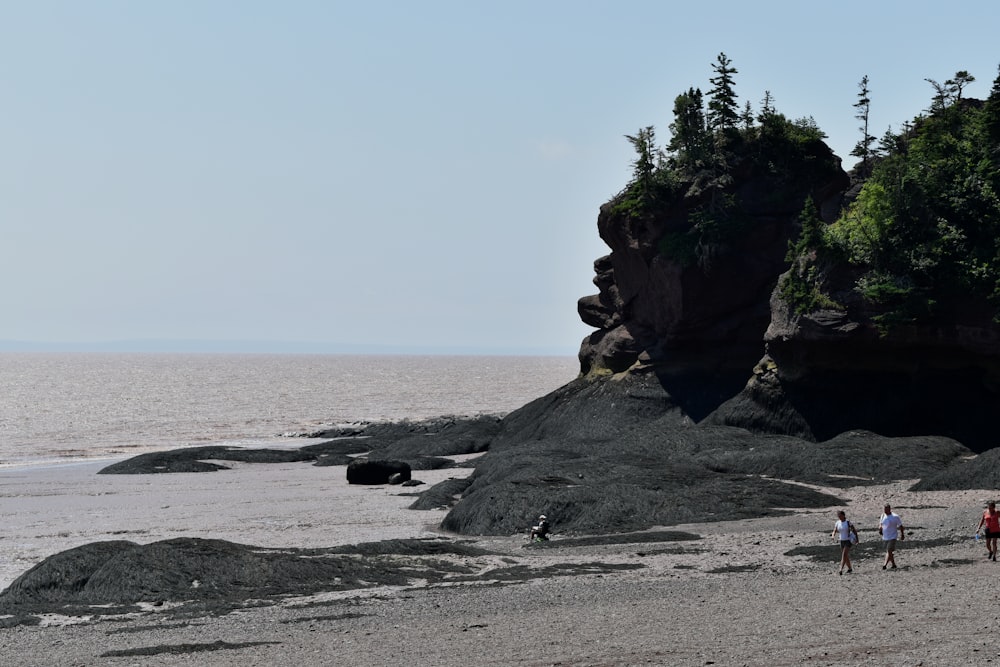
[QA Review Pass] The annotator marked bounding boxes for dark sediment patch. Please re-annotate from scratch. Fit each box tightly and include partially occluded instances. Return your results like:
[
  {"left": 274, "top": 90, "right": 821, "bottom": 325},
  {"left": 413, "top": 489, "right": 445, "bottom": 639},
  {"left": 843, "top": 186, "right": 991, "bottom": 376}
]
[
  {"left": 101, "top": 640, "right": 280, "bottom": 658},
  {"left": 635, "top": 546, "right": 705, "bottom": 557},
  {"left": 105, "top": 621, "right": 206, "bottom": 635},
  {"left": 707, "top": 564, "right": 762, "bottom": 574},
  {"left": 443, "top": 562, "right": 644, "bottom": 584},
  {"left": 931, "top": 558, "right": 975, "bottom": 566},
  {"left": 278, "top": 612, "right": 370, "bottom": 624},
  {"left": 522, "top": 531, "right": 701, "bottom": 549}
]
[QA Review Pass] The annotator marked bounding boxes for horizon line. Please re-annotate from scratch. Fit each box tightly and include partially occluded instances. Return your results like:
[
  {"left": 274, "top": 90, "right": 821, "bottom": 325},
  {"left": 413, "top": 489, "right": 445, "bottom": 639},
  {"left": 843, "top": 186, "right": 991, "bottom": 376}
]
[{"left": 0, "top": 338, "right": 580, "bottom": 357}]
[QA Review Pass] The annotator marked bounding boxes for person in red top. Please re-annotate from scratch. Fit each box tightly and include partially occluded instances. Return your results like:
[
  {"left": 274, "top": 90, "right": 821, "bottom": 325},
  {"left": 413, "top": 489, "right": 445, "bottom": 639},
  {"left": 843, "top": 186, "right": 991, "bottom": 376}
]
[{"left": 977, "top": 501, "right": 1000, "bottom": 561}]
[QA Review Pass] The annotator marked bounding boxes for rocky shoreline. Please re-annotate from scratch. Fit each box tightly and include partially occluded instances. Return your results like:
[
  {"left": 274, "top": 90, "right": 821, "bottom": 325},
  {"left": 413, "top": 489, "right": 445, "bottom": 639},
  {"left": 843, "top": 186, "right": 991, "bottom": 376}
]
[{"left": 2, "top": 465, "right": 998, "bottom": 666}]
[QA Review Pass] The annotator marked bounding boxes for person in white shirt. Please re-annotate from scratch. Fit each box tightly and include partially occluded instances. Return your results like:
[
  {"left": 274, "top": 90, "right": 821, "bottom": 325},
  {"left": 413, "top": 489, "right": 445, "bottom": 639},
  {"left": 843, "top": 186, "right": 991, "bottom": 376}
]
[
  {"left": 831, "top": 509, "right": 859, "bottom": 575},
  {"left": 878, "top": 504, "right": 905, "bottom": 570}
]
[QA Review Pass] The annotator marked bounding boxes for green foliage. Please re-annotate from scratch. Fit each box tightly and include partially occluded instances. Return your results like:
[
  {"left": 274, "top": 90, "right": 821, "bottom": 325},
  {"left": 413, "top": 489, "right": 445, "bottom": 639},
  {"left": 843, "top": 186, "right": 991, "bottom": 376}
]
[
  {"left": 615, "top": 59, "right": 1000, "bottom": 332},
  {"left": 780, "top": 198, "right": 843, "bottom": 315},
  {"left": 668, "top": 88, "right": 709, "bottom": 168},
  {"left": 779, "top": 265, "right": 841, "bottom": 315},
  {"left": 817, "top": 71, "right": 1000, "bottom": 328},
  {"left": 615, "top": 54, "right": 842, "bottom": 273},
  {"left": 825, "top": 181, "right": 894, "bottom": 265}
]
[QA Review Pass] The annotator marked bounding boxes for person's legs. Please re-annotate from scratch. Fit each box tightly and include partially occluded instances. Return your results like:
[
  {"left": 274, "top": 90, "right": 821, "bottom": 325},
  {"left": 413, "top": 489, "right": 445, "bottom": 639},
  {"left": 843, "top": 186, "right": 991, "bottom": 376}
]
[
  {"left": 839, "top": 545, "right": 848, "bottom": 573},
  {"left": 883, "top": 539, "right": 897, "bottom": 569},
  {"left": 844, "top": 544, "right": 853, "bottom": 572}
]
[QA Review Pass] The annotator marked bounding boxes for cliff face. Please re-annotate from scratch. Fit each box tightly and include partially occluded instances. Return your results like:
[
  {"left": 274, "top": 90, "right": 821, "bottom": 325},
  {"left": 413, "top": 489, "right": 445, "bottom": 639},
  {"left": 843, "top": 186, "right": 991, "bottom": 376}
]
[
  {"left": 578, "top": 125, "right": 1000, "bottom": 450},
  {"left": 577, "top": 137, "right": 849, "bottom": 420},
  {"left": 707, "top": 260, "right": 1000, "bottom": 451}
]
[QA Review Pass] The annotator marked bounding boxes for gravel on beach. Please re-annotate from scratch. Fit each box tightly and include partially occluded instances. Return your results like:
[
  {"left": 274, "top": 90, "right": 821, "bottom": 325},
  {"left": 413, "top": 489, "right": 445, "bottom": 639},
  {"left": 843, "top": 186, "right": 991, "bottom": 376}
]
[{"left": 2, "top": 458, "right": 999, "bottom": 666}]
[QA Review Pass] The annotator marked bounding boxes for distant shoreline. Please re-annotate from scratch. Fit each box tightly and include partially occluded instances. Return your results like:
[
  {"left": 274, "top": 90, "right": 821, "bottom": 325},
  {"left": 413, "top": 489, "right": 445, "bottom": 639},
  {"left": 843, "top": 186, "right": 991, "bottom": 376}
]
[{"left": 0, "top": 341, "right": 580, "bottom": 356}]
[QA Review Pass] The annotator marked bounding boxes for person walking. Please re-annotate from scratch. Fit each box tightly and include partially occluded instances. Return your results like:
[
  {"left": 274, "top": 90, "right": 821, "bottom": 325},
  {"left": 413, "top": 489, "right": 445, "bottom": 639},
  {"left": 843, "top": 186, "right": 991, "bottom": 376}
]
[
  {"left": 977, "top": 501, "right": 1000, "bottom": 561},
  {"left": 879, "top": 504, "right": 905, "bottom": 570},
  {"left": 832, "top": 509, "right": 859, "bottom": 575}
]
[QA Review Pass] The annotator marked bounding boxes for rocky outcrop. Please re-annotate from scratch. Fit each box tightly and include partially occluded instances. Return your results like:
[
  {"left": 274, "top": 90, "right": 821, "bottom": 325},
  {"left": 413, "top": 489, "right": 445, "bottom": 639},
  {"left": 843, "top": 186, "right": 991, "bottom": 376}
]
[
  {"left": 0, "top": 538, "right": 489, "bottom": 622},
  {"left": 577, "top": 139, "right": 849, "bottom": 422},
  {"left": 346, "top": 458, "right": 411, "bottom": 485},
  {"left": 575, "top": 119, "right": 1000, "bottom": 451},
  {"left": 707, "top": 267, "right": 1000, "bottom": 450}
]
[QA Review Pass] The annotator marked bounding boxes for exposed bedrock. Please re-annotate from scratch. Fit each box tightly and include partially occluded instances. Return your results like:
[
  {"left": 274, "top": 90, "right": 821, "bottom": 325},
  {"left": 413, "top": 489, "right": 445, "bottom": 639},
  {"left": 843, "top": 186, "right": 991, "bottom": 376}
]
[
  {"left": 707, "top": 271, "right": 1000, "bottom": 451},
  {"left": 574, "top": 130, "right": 1000, "bottom": 451},
  {"left": 434, "top": 371, "right": 970, "bottom": 536},
  {"left": 578, "top": 148, "right": 848, "bottom": 383}
]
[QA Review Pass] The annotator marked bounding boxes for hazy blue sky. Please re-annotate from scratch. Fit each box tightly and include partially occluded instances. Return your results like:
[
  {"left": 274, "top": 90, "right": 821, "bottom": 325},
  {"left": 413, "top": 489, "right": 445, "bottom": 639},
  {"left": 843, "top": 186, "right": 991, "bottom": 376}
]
[{"left": 3, "top": 1, "right": 999, "bottom": 354}]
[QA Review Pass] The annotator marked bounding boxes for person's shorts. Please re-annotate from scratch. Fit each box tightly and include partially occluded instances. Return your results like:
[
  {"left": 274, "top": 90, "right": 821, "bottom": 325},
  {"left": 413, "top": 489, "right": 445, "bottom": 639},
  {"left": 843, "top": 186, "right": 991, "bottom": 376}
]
[
  {"left": 840, "top": 540, "right": 853, "bottom": 549},
  {"left": 986, "top": 529, "right": 999, "bottom": 539},
  {"left": 884, "top": 538, "right": 897, "bottom": 551}
]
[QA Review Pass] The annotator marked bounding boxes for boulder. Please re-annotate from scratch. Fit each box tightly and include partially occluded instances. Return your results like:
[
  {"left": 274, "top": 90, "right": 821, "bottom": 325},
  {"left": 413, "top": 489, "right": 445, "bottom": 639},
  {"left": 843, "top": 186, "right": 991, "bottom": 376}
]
[{"left": 346, "top": 458, "right": 411, "bottom": 485}]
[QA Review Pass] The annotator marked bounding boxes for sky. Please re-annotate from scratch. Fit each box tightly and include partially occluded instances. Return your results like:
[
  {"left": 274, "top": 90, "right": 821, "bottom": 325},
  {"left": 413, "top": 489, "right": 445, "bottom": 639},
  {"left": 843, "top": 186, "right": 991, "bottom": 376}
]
[{"left": 2, "top": 1, "right": 999, "bottom": 355}]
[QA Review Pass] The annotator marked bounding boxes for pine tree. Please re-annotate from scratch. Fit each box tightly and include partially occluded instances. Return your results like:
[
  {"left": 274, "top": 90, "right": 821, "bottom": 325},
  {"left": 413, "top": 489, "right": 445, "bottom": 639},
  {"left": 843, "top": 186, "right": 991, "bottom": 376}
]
[
  {"left": 945, "top": 70, "right": 976, "bottom": 101},
  {"left": 625, "top": 126, "right": 659, "bottom": 192},
  {"left": 850, "top": 75, "right": 875, "bottom": 171},
  {"left": 707, "top": 53, "right": 739, "bottom": 133},
  {"left": 757, "top": 91, "right": 775, "bottom": 122},
  {"left": 741, "top": 101, "right": 754, "bottom": 132},
  {"left": 925, "top": 78, "right": 949, "bottom": 112},
  {"left": 667, "top": 88, "right": 708, "bottom": 167},
  {"left": 982, "top": 65, "right": 1000, "bottom": 145}
]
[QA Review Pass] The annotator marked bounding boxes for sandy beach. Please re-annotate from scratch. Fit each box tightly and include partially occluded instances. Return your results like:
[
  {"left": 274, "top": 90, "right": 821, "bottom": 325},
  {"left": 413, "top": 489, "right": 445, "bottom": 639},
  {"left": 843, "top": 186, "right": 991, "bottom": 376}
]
[{"left": 2, "top": 459, "right": 999, "bottom": 666}]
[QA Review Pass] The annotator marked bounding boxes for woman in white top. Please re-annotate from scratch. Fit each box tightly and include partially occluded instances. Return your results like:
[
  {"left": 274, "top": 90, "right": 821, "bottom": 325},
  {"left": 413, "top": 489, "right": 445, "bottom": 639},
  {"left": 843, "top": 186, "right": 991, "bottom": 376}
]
[{"left": 832, "top": 509, "right": 859, "bottom": 575}]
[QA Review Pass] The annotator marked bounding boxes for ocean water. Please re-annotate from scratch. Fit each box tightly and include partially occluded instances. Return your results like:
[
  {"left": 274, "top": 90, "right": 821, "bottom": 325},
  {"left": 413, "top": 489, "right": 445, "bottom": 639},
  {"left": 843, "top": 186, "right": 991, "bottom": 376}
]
[{"left": 0, "top": 353, "right": 579, "bottom": 466}]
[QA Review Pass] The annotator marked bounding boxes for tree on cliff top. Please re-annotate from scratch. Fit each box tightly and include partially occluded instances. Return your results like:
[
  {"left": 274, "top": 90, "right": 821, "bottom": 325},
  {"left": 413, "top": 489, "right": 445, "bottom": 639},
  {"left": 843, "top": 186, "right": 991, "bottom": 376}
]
[
  {"left": 790, "top": 66, "right": 1000, "bottom": 329},
  {"left": 850, "top": 75, "right": 875, "bottom": 174},
  {"left": 667, "top": 87, "right": 709, "bottom": 168},
  {"left": 616, "top": 55, "right": 836, "bottom": 270},
  {"left": 707, "top": 52, "right": 739, "bottom": 135},
  {"left": 624, "top": 126, "right": 662, "bottom": 199}
]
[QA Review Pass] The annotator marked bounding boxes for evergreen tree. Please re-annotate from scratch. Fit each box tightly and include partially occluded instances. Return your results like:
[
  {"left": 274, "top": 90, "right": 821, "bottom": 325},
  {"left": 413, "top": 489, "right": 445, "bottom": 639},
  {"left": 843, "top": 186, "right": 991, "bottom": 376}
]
[
  {"left": 757, "top": 91, "right": 775, "bottom": 122},
  {"left": 625, "top": 126, "right": 659, "bottom": 192},
  {"left": 983, "top": 64, "right": 1000, "bottom": 145},
  {"left": 667, "top": 88, "right": 708, "bottom": 166},
  {"left": 741, "top": 100, "right": 755, "bottom": 132},
  {"left": 707, "top": 53, "right": 739, "bottom": 133},
  {"left": 945, "top": 70, "right": 976, "bottom": 101},
  {"left": 850, "top": 75, "right": 875, "bottom": 170},
  {"left": 877, "top": 126, "right": 901, "bottom": 157},
  {"left": 925, "top": 78, "right": 949, "bottom": 112}
]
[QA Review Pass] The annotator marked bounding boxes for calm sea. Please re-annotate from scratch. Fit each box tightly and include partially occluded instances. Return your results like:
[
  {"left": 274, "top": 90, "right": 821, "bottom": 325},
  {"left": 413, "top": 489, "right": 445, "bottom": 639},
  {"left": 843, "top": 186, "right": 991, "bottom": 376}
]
[{"left": 0, "top": 353, "right": 579, "bottom": 466}]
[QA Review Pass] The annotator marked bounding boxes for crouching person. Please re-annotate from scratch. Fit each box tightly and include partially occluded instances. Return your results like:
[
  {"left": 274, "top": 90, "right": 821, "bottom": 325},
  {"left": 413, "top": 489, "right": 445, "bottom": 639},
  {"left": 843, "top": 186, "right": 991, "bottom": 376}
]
[{"left": 529, "top": 514, "right": 550, "bottom": 542}]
